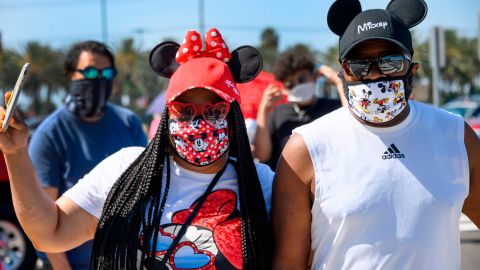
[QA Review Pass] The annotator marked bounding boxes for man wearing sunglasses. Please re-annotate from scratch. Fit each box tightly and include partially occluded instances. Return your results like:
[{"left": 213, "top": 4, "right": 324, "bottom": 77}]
[
  {"left": 272, "top": 0, "right": 480, "bottom": 269},
  {"left": 28, "top": 41, "right": 147, "bottom": 270}
]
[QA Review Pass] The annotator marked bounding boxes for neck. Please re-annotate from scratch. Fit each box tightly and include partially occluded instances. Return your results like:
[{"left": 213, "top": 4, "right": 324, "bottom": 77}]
[
  {"left": 172, "top": 151, "right": 229, "bottom": 174},
  {"left": 350, "top": 102, "right": 411, "bottom": 128},
  {"left": 81, "top": 113, "right": 104, "bottom": 122}
]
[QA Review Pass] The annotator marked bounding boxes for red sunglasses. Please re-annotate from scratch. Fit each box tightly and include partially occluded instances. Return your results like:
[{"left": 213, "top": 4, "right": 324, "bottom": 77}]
[{"left": 167, "top": 101, "right": 230, "bottom": 126}]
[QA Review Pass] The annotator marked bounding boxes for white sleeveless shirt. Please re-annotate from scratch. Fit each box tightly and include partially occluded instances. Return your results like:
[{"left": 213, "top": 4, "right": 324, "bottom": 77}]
[{"left": 293, "top": 101, "right": 469, "bottom": 270}]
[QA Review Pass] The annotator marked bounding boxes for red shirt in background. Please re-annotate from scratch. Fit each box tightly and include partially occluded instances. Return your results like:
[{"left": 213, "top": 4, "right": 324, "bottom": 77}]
[
  {"left": 237, "top": 70, "right": 287, "bottom": 119},
  {"left": 0, "top": 153, "right": 9, "bottom": 182}
]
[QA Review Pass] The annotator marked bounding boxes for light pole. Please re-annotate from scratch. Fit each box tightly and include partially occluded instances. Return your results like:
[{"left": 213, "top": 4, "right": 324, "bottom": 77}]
[
  {"left": 199, "top": 0, "right": 205, "bottom": 36},
  {"left": 430, "top": 27, "right": 445, "bottom": 107},
  {"left": 100, "top": 0, "right": 108, "bottom": 44}
]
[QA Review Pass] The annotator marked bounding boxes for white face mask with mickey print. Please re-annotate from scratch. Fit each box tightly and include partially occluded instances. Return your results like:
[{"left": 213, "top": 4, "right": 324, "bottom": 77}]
[{"left": 346, "top": 79, "right": 407, "bottom": 123}]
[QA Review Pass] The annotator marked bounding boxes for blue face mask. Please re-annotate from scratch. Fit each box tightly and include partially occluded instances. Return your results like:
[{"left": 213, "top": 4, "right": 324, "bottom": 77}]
[{"left": 65, "top": 78, "right": 112, "bottom": 118}]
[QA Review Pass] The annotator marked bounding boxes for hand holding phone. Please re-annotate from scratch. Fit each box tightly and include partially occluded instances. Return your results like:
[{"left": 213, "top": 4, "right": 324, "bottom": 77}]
[{"left": 2, "top": 63, "right": 29, "bottom": 132}]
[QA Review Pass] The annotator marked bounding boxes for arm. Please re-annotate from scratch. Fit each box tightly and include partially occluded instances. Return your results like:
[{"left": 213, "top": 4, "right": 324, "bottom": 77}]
[
  {"left": 318, "top": 64, "right": 347, "bottom": 107},
  {"left": 43, "top": 188, "right": 72, "bottom": 270},
  {"left": 462, "top": 122, "right": 480, "bottom": 228},
  {"left": 0, "top": 94, "right": 97, "bottom": 253},
  {"left": 254, "top": 84, "right": 283, "bottom": 162},
  {"left": 271, "top": 134, "right": 314, "bottom": 269}
]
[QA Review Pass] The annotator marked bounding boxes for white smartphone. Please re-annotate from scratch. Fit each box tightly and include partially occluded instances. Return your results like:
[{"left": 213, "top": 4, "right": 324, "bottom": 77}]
[{"left": 2, "top": 63, "right": 30, "bottom": 132}]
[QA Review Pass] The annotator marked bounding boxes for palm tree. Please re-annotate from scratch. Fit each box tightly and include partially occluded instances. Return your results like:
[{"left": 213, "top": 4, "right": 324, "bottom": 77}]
[
  {"left": 114, "top": 38, "right": 165, "bottom": 117},
  {"left": 0, "top": 49, "right": 22, "bottom": 91},
  {"left": 19, "top": 42, "right": 65, "bottom": 115},
  {"left": 258, "top": 27, "right": 280, "bottom": 72}
]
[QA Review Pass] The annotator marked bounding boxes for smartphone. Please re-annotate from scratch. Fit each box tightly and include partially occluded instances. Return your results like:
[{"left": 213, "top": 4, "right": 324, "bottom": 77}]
[{"left": 2, "top": 63, "right": 30, "bottom": 132}]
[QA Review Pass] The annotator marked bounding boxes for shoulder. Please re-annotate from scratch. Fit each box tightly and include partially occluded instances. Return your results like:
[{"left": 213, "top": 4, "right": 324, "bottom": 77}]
[
  {"left": 105, "top": 103, "right": 144, "bottom": 128},
  {"left": 29, "top": 107, "right": 69, "bottom": 147},
  {"left": 82, "top": 146, "right": 145, "bottom": 176},
  {"left": 109, "top": 146, "right": 146, "bottom": 163},
  {"left": 62, "top": 146, "right": 146, "bottom": 218},
  {"left": 413, "top": 101, "right": 462, "bottom": 121},
  {"left": 412, "top": 101, "right": 465, "bottom": 135},
  {"left": 33, "top": 107, "right": 68, "bottom": 134},
  {"left": 106, "top": 102, "right": 134, "bottom": 114},
  {"left": 254, "top": 161, "right": 275, "bottom": 212},
  {"left": 106, "top": 103, "right": 140, "bottom": 121},
  {"left": 255, "top": 162, "right": 275, "bottom": 182}
]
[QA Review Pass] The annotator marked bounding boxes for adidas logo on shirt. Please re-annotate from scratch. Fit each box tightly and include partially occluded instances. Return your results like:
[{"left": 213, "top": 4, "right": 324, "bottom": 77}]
[{"left": 382, "top": 144, "right": 405, "bottom": 160}]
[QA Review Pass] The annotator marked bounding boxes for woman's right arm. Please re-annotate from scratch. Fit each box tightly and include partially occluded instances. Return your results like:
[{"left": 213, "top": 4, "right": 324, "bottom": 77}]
[{"left": 0, "top": 93, "right": 98, "bottom": 252}]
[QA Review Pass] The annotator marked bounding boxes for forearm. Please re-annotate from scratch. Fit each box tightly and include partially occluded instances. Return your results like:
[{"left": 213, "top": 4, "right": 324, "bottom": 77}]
[
  {"left": 318, "top": 65, "right": 347, "bottom": 107},
  {"left": 4, "top": 150, "right": 60, "bottom": 249},
  {"left": 253, "top": 108, "right": 273, "bottom": 162},
  {"left": 45, "top": 252, "right": 72, "bottom": 270}
]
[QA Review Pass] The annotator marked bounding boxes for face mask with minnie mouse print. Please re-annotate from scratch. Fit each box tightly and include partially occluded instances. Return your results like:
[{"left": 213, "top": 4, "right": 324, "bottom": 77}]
[
  {"left": 345, "top": 78, "right": 408, "bottom": 123},
  {"left": 169, "top": 116, "right": 230, "bottom": 166}
]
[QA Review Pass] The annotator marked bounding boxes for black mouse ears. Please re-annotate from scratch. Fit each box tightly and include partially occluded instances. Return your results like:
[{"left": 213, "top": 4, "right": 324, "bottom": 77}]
[
  {"left": 327, "top": 0, "right": 428, "bottom": 36},
  {"left": 386, "top": 0, "right": 428, "bottom": 29},
  {"left": 149, "top": 42, "right": 262, "bottom": 83},
  {"left": 149, "top": 41, "right": 180, "bottom": 79},
  {"left": 327, "top": 0, "right": 363, "bottom": 36}
]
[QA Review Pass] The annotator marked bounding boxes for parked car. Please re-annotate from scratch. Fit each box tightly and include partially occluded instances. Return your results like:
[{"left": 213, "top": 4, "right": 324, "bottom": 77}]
[
  {"left": 442, "top": 100, "right": 480, "bottom": 118},
  {"left": 466, "top": 118, "right": 480, "bottom": 138},
  {"left": 0, "top": 153, "right": 37, "bottom": 270}
]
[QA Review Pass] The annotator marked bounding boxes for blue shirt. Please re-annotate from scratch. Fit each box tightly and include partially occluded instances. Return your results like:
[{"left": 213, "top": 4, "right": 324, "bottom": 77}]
[{"left": 29, "top": 103, "right": 148, "bottom": 270}]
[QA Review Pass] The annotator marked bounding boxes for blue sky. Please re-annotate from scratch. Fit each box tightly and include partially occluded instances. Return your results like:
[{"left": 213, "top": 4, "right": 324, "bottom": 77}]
[{"left": 0, "top": 0, "right": 479, "bottom": 53}]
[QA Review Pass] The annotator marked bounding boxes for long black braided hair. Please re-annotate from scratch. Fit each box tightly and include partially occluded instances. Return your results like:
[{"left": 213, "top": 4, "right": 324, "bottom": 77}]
[{"left": 91, "top": 101, "right": 271, "bottom": 269}]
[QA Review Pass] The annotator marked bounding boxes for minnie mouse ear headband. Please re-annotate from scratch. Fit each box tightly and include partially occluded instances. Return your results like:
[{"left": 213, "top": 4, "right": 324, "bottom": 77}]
[
  {"left": 149, "top": 28, "right": 263, "bottom": 105},
  {"left": 327, "top": 0, "right": 428, "bottom": 61}
]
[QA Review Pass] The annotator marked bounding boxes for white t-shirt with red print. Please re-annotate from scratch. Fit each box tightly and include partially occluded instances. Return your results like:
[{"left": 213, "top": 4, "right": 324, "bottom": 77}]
[{"left": 63, "top": 147, "right": 274, "bottom": 270}]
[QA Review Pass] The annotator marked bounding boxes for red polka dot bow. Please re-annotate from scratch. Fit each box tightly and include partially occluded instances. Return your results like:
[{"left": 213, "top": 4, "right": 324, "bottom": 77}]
[{"left": 176, "top": 28, "right": 231, "bottom": 65}]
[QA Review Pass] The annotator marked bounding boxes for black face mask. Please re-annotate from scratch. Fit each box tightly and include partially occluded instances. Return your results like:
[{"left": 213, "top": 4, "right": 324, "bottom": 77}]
[{"left": 65, "top": 78, "right": 112, "bottom": 118}]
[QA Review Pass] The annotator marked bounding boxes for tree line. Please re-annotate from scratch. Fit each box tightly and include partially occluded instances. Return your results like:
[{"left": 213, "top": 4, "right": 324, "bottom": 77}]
[{"left": 0, "top": 28, "right": 478, "bottom": 119}]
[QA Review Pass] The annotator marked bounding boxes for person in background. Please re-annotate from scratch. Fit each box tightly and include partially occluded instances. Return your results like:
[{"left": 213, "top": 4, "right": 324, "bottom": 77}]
[
  {"left": 237, "top": 70, "right": 286, "bottom": 155},
  {"left": 254, "top": 47, "right": 345, "bottom": 170},
  {"left": 145, "top": 91, "right": 166, "bottom": 141},
  {"left": 272, "top": 0, "right": 480, "bottom": 269},
  {"left": 28, "top": 40, "right": 147, "bottom": 270}
]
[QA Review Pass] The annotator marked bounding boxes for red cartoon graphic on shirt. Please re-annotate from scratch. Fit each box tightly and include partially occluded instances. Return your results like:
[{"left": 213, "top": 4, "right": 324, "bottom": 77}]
[{"left": 140, "top": 189, "right": 242, "bottom": 270}]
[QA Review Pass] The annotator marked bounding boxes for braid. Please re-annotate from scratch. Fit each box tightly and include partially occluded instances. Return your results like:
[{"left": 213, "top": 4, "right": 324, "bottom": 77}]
[
  {"left": 229, "top": 101, "right": 272, "bottom": 269},
  {"left": 91, "top": 106, "right": 172, "bottom": 269},
  {"left": 91, "top": 101, "right": 272, "bottom": 269}
]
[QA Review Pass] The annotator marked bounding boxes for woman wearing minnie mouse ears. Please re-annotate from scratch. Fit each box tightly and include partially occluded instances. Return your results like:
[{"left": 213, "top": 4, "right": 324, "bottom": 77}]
[
  {"left": 0, "top": 28, "right": 272, "bottom": 269},
  {"left": 272, "top": 0, "right": 480, "bottom": 269}
]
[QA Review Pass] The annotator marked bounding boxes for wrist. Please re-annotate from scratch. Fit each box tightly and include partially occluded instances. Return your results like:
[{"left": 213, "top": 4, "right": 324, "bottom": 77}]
[
  {"left": 258, "top": 102, "right": 271, "bottom": 113},
  {"left": 3, "top": 147, "right": 29, "bottom": 159}
]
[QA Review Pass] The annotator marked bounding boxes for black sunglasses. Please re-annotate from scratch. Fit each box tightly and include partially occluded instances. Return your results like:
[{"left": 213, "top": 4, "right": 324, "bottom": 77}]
[
  {"left": 342, "top": 54, "right": 411, "bottom": 79},
  {"left": 76, "top": 66, "right": 117, "bottom": 80}
]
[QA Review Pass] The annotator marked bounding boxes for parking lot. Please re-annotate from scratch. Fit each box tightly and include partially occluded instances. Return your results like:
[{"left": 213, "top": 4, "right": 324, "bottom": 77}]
[{"left": 460, "top": 214, "right": 480, "bottom": 270}]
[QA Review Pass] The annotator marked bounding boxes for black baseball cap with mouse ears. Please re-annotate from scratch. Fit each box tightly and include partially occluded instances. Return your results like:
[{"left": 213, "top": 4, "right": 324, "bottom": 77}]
[{"left": 327, "top": 0, "right": 428, "bottom": 61}]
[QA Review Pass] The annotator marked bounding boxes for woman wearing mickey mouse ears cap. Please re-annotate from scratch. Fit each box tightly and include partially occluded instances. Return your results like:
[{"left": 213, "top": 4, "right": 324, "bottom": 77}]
[
  {"left": 0, "top": 28, "right": 273, "bottom": 269},
  {"left": 272, "top": 0, "right": 480, "bottom": 269}
]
